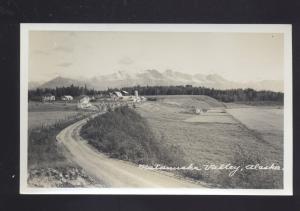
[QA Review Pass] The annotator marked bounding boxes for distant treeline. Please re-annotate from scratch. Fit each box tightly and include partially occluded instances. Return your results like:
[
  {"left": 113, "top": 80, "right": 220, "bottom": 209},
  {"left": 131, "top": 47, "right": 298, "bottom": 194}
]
[
  {"left": 29, "top": 84, "right": 283, "bottom": 103},
  {"left": 117, "top": 85, "right": 284, "bottom": 103},
  {"left": 28, "top": 85, "right": 101, "bottom": 100}
]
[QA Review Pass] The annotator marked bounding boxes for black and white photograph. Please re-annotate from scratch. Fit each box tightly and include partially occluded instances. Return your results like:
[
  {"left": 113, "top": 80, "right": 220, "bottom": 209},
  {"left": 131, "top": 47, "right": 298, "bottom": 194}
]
[{"left": 20, "top": 24, "right": 292, "bottom": 195}]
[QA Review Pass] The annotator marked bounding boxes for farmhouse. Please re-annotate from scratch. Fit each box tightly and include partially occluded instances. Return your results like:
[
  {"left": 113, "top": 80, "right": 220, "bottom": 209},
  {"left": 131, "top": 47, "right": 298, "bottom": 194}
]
[
  {"left": 77, "top": 95, "right": 92, "bottom": 109},
  {"left": 61, "top": 95, "right": 73, "bottom": 101},
  {"left": 42, "top": 93, "right": 55, "bottom": 102},
  {"left": 110, "top": 91, "right": 123, "bottom": 100},
  {"left": 113, "top": 91, "right": 123, "bottom": 97}
]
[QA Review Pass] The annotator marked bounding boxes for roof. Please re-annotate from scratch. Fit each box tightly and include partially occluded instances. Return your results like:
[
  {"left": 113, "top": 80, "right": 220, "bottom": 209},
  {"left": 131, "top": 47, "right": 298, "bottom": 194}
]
[{"left": 113, "top": 91, "right": 123, "bottom": 97}]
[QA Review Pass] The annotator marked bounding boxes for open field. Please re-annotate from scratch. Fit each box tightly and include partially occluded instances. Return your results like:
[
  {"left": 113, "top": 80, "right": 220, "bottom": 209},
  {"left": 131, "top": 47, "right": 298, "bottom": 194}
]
[
  {"left": 28, "top": 101, "right": 96, "bottom": 130},
  {"left": 226, "top": 107, "right": 283, "bottom": 157},
  {"left": 29, "top": 101, "right": 78, "bottom": 112},
  {"left": 148, "top": 95, "right": 225, "bottom": 109},
  {"left": 225, "top": 101, "right": 283, "bottom": 107},
  {"left": 28, "top": 111, "right": 81, "bottom": 130},
  {"left": 136, "top": 95, "right": 283, "bottom": 188}
]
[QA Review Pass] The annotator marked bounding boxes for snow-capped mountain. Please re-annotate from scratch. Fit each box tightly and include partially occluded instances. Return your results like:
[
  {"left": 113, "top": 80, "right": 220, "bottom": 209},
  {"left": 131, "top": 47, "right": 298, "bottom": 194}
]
[
  {"left": 35, "top": 70, "right": 283, "bottom": 92},
  {"left": 38, "top": 76, "right": 86, "bottom": 89}
]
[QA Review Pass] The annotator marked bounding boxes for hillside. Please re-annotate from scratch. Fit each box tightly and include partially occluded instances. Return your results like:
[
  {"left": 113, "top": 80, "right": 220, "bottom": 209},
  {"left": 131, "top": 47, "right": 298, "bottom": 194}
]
[
  {"left": 150, "top": 95, "right": 225, "bottom": 109},
  {"left": 80, "top": 106, "right": 182, "bottom": 166},
  {"left": 39, "top": 76, "right": 87, "bottom": 89},
  {"left": 35, "top": 70, "right": 283, "bottom": 92}
]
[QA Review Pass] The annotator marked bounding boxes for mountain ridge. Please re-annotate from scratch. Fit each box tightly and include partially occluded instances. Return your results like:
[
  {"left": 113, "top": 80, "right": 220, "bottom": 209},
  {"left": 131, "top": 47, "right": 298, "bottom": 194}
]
[{"left": 32, "top": 70, "right": 283, "bottom": 92}]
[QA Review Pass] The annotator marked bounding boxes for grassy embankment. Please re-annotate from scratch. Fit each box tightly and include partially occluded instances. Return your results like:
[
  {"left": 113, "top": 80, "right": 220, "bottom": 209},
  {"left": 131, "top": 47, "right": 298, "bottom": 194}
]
[
  {"left": 28, "top": 102, "right": 97, "bottom": 187},
  {"left": 81, "top": 106, "right": 185, "bottom": 167}
]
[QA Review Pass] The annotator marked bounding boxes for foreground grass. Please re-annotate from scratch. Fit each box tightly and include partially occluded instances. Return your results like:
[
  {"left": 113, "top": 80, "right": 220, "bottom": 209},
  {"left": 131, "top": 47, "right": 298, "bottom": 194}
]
[
  {"left": 28, "top": 111, "right": 96, "bottom": 187},
  {"left": 81, "top": 106, "right": 184, "bottom": 167},
  {"left": 80, "top": 105, "right": 282, "bottom": 188},
  {"left": 137, "top": 101, "right": 283, "bottom": 188},
  {"left": 180, "top": 144, "right": 282, "bottom": 189}
]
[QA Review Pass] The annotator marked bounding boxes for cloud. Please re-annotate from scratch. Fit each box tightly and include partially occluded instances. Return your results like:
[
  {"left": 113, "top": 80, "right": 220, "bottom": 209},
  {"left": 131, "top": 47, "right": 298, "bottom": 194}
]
[
  {"left": 57, "top": 62, "right": 73, "bottom": 67},
  {"left": 118, "top": 56, "right": 134, "bottom": 65}
]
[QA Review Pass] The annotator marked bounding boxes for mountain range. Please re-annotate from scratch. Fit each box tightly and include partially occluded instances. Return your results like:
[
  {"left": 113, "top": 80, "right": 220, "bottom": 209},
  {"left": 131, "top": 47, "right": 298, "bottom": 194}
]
[{"left": 30, "top": 69, "right": 283, "bottom": 92}]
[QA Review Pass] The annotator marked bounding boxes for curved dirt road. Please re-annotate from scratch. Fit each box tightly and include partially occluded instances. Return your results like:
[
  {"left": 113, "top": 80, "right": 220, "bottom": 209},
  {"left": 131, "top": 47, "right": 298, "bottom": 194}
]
[{"left": 56, "top": 113, "right": 202, "bottom": 188}]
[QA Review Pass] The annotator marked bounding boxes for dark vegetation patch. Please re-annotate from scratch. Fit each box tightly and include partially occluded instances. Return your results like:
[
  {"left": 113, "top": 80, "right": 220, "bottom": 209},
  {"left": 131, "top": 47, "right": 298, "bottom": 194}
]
[{"left": 80, "top": 106, "right": 184, "bottom": 166}]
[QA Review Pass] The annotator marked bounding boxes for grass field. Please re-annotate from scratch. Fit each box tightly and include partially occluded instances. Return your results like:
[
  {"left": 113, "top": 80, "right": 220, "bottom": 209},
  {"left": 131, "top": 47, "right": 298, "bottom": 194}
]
[
  {"left": 226, "top": 107, "right": 283, "bottom": 163},
  {"left": 136, "top": 95, "right": 283, "bottom": 188},
  {"left": 28, "top": 101, "right": 78, "bottom": 112},
  {"left": 27, "top": 101, "right": 97, "bottom": 187},
  {"left": 148, "top": 95, "right": 225, "bottom": 109},
  {"left": 28, "top": 111, "right": 81, "bottom": 130}
]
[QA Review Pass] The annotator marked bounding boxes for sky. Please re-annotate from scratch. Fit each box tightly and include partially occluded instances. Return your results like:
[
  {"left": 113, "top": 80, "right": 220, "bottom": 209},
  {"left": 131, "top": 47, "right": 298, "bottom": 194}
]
[{"left": 29, "top": 31, "right": 284, "bottom": 82}]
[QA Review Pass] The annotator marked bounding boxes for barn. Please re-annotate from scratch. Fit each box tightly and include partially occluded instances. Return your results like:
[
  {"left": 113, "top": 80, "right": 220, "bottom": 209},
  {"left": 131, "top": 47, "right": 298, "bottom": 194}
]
[
  {"left": 109, "top": 91, "right": 123, "bottom": 100},
  {"left": 113, "top": 91, "right": 123, "bottom": 97}
]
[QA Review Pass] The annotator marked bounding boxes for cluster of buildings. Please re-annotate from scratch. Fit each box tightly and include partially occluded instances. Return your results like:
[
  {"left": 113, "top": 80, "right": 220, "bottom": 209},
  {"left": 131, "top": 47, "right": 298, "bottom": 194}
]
[
  {"left": 41, "top": 94, "right": 56, "bottom": 102},
  {"left": 40, "top": 94, "right": 73, "bottom": 102},
  {"left": 109, "top": 90, "right": 145, "bottom": 102},
  {"left": 37, "top": 90, "right": 146, "bottom": 110}
]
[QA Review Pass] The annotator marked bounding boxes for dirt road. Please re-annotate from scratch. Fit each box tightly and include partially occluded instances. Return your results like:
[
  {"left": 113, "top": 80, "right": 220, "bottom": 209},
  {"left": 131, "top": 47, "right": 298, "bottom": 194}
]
[{"left": 56, "top": 113, "right": 202, "bottom": 188}]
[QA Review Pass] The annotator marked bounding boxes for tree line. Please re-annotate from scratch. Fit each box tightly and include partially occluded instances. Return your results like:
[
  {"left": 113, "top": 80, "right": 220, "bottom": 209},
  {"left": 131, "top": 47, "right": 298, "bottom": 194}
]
[
  {"left": 117, "top": 85, "right": 283, "bottom": 102},
  {"left": 29, "top": 84, "right": 283, "bottom": 103},
  {"left": 28, "top": 84, "right": 101, "bottom": 100}
]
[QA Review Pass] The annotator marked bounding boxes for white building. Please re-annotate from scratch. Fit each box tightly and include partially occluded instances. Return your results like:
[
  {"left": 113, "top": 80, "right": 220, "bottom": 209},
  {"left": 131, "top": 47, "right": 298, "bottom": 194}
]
[
  {"left": 121, "top": 90, "right": 129, "bottom": 96},
  {"left": 110, "top": 91, "right": 123, "bottom": 101},
  {"left": 61, "top": 95, "right": 73, "bottom": 101},
  {"left": 42, "top": 94, "right": 55, "bottom": 102},
  {"left": 77, "top": 95, "right": 92, "bottom": 109},
  {"left": 113, "top": 91, "right": 123, "bottom": 97}
]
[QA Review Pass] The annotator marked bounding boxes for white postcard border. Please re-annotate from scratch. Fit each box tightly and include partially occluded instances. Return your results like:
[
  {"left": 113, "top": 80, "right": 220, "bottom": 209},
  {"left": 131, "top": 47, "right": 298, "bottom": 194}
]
[{"left": 20, "top": 24, "right": 293, "bottom": 195}]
